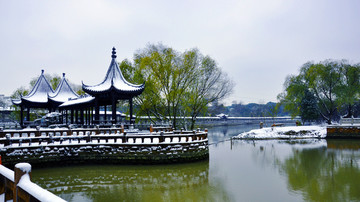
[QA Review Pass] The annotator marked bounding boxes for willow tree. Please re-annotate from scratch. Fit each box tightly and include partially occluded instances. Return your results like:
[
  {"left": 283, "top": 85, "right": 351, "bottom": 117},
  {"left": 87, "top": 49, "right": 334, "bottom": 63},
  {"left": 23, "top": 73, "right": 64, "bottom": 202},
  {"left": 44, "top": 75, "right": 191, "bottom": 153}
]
[
  {"left": 184, "top": 50, "right": 233, "bottom": 129},
  {"left": 278, "top": 60, "right": 357, "bottom": 124},
  {"left": 121, "top": 43, "right": 233, "bottom": 129},
  {"left": 336, "top": 62, "right": 360, "bottom": 117}
]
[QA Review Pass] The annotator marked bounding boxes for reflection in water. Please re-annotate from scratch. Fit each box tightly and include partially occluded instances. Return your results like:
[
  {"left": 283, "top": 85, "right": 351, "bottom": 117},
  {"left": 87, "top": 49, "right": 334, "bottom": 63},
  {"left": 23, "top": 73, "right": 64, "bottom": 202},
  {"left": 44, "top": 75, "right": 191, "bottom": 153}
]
[
  {"left": 29, "top": 125, "right": 360, "bottom": 201},
  {"left": 274, "top": 139, "right": 360, "bottom": 202},
  {"left": 227, "top": 139, "right": 360, "bottom": 201},
  {"left": 32, "top": 161, "right": 231, "bottom": 202},
  {"left": 208, "top": 124, "right": 260, "bottom": 144}
]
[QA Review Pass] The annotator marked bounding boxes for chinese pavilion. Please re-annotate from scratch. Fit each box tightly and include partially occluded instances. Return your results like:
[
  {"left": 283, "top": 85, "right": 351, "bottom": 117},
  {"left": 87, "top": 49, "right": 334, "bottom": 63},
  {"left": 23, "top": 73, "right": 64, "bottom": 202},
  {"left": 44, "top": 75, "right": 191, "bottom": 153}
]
[
  {"left": 12, "top": 47, "right": 144, "bottom": 127},
  {"left": 12, "top": 71, "right": 79, "bottom": 126},
  {"left": 59, "top": 47, "right": 145, "bottom": 125}
]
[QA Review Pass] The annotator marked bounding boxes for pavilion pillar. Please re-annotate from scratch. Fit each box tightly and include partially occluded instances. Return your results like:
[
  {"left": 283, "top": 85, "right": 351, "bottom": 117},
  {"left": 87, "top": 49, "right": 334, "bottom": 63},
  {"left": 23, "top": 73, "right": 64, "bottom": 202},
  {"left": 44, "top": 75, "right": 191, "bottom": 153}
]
[
  {"left": 87, "top": 108, "right": 90, "bottom": 125},
  {"left": 20, "top": 105, "right": 24, "bottom": 127},
  {"left": 75, "top": 110, "right": 78, "bottom": 124},
  {"left": 71, "top": 109, "right": 74, "bottom": 124},
  {"left": 95, "top": 100, "right": 100, "bottom": 125},
  {"left": 85, "top": 108, "right": 88, "bottom": 125},
  {"left": 112, "top": 97, "right": 117, "bottom": 124},
  {"left": 80, "top": 109, "right": 84, "bottom": 125},
  {"left": 92, "top": 107, "right": 94, "bottom": 125},
  {"left": 65, "top": 110, "right": 68, "bottom": 125},
  {"left": 26, "top": 108, "right": 30, "bottom": 123},
  {"left": 129, "top": 98, "right": 133, "bottom": 124},
  {"left": 89, "top": 107, "right": 91, "bottom": 125},
  {"left": 104, "top": 105, "right": 107, "bottom": 123}
]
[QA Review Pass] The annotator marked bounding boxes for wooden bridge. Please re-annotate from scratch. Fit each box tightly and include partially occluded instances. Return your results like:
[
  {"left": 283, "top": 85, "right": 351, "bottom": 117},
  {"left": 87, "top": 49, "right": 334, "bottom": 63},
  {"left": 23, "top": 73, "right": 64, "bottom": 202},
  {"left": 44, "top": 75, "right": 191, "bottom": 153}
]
[{"left": 0, "top": 162, "right": 65, "bottom": 201}]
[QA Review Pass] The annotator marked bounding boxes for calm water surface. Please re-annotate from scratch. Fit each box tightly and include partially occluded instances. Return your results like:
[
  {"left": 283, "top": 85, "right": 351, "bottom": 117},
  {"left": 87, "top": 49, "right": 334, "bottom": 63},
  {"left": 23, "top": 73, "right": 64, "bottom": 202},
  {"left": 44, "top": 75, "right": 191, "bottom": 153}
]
[{"left": 32, "top": 124, "right": 360, "bottom": 202}]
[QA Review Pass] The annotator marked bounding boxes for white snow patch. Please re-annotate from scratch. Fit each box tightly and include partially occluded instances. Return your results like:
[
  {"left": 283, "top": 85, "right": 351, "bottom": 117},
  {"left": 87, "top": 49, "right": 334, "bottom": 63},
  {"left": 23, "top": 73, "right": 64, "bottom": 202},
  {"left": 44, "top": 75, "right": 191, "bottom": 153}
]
[
  {"left": 17, "top": 174, "right": 65, "bottom": 202},
  {"left": 15, "top": 163, "right": 31, "bottom": 173},
  {"left": 0, "top": 165, "right": 14, "bottom": 181},
  {"left": 234, "top": 125, "right": 327, "bottom": 139}
]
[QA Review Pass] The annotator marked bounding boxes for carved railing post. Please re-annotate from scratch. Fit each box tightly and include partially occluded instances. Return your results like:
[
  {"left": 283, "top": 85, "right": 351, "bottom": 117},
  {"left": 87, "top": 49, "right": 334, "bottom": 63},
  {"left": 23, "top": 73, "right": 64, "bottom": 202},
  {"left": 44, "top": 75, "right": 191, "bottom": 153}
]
[
  {"left": 159, "top": 132, "right": 164, "bottom": 143},
  {"left": 5, "top": 134, "right": 11, "bottom": 146},
  {"left": 121, "top": 124, "right": 125, "bottom": 134},
  {"left": 35, "top": 126, "right": 40, "bottom": 137},
  {"left": 14, "top": 163, "right": 32, "bottom": 202},
  {"left": 86, "top": 131, "right": 91, "bottom": 143}
]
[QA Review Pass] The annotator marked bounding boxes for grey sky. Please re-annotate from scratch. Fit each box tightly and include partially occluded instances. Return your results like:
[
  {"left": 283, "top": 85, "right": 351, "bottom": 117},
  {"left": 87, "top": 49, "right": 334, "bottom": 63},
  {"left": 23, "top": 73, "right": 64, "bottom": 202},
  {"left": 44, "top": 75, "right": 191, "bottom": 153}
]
[{"left": 1, "top": 0, "right": 359, "bottom": 104}]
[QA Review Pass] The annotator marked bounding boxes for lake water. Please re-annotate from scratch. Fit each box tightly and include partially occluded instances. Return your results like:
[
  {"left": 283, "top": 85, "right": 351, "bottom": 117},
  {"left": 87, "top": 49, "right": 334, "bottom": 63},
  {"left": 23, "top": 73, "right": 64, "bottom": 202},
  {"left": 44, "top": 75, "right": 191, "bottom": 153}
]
[{"left": 32, "top": 124, "right": 360, "bottom": 202}]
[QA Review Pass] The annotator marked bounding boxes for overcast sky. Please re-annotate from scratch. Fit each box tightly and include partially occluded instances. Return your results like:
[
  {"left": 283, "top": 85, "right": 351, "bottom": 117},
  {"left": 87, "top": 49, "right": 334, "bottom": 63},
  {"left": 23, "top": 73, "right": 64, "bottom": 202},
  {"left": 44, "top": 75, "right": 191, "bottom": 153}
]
[{"left": 1, "top": 0, "right": 360, "bottom": 104}]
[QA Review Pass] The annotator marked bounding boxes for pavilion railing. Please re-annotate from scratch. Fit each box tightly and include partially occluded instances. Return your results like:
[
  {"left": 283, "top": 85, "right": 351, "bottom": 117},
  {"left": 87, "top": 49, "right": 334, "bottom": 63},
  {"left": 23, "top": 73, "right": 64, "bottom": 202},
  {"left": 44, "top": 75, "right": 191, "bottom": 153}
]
[{"left": 0, "top": 126, "right": 208, "bottom": 147}]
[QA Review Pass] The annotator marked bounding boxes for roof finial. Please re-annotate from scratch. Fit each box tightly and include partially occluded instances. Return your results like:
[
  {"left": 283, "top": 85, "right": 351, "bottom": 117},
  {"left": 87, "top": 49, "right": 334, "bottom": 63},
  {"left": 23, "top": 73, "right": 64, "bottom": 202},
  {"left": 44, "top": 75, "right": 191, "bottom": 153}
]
[
  {"left": 41, "top": 69, "right": 44, "bottom": 74},
  {"left": 63, "top": 73, "right": 65, "bottom": 77},
  {"left": 111, "top": 47, "right": 117, "bottom": 59}
]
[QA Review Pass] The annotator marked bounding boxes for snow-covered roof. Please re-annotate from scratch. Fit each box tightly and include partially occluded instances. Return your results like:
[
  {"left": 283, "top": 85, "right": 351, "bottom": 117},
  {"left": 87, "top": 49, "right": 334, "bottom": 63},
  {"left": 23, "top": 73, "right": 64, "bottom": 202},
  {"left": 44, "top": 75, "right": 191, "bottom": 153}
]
[
  {"left": 59, "top": 96, "right": 95, "bottom": 108},
  {"left": 12, "top": 99, "right": 22, "bottom": 105},
  {"left": 12, "top": 70, "right": 81, "bottom": 108},
  {"left": 12, "top": 70, "right": 54, "bottom": 105},
  {"left": 82, "top": 47, "right": 145, "bottom": 96},
  {"left": 49, "top": 73, "right": 79, "bottom": 103}
]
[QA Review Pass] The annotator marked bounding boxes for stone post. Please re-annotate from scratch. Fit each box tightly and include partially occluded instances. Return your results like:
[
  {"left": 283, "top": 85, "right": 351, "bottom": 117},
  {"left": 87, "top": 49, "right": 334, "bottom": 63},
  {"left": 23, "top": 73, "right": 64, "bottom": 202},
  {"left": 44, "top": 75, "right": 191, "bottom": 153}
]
[
  {"left": 86, "top": 131, "right": 91, "bottom": 143},
  {"left": 35, "top": 126, "right": 40, "bottom": 137},
  {"left": 121, "top": 124, "right": 125, "bottom": 134},
  {"left": 5, "top": 134, "right": 11, "bottom": 146},
  {"left": 159, "top": 132, "right": 164, "bottom": 143}
]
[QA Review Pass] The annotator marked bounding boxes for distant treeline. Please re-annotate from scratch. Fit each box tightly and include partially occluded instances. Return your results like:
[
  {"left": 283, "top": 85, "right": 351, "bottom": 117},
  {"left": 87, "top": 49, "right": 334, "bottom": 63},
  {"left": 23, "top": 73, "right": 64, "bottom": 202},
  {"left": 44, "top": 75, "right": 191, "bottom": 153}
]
[{"left": 208, "top": 102, "right": 289, "bottom": 117}]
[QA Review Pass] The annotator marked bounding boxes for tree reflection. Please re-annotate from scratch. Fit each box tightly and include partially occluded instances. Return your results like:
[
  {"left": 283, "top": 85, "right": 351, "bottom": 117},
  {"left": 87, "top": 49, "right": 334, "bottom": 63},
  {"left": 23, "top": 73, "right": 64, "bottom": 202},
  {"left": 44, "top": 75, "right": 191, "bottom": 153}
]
[
  {"left": 279, "top": 140, "right": 360, "bottom": 201},
  {"left": 32, "top": 161, "right": 231, "bottom": 202}
]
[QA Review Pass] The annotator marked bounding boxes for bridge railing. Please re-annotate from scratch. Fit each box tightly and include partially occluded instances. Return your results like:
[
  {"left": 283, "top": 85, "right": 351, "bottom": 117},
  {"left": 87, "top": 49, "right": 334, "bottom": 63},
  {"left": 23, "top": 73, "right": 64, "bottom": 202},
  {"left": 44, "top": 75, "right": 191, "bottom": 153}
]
[{"left": 0, "top": 162, "right": 65, "bottom": 202}]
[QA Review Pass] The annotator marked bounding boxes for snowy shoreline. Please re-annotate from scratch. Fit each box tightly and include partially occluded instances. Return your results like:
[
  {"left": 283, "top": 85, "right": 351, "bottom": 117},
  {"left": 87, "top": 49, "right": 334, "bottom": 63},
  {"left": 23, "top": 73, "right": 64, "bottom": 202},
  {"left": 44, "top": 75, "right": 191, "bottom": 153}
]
[{"left": 233, "top": 125, "right": 327, "bottom": 140}]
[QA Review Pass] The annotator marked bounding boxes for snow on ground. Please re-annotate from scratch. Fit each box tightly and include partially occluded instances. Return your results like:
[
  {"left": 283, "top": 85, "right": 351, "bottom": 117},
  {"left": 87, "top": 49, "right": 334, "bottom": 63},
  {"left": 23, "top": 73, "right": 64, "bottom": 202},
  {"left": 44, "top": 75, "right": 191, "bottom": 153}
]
[{"left": 234, "top": 125, "right": 327, "bottom": 139}]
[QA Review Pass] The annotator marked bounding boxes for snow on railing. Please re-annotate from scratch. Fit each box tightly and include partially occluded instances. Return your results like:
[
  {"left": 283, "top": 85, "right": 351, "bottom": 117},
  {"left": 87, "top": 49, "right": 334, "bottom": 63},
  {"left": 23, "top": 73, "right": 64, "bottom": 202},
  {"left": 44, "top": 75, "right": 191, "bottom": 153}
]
[
  {"left": 0, "top": 162, "right": 65, "bottom": 202},
  {"left": 0, "top": 126, "right": 208, "bottom": 148}
]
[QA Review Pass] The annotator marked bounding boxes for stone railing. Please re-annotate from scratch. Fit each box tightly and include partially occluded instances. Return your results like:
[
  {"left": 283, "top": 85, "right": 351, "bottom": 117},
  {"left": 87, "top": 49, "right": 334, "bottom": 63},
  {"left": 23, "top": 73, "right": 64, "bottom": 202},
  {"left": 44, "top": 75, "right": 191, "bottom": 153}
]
[
  {"left": 0, "top": 125, "right": 176, "bottom": 138},
  {"left": 339, "top": 117, "right": 360, "bottom": 125},
  {"left": 0, "top": 127, "right": 209, "bottom": 166},
  {"left": 0, "top": 128, "right": 207, "bottom": 146},
  {"left": 0, "top": 162, "right": 65, "bottom": 202}
]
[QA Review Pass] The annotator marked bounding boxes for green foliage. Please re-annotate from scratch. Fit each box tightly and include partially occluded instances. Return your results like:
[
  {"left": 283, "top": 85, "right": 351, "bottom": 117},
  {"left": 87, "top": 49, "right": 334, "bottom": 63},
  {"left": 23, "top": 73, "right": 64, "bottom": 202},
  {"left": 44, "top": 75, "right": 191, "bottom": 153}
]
[
  {"left": 279, "top": 60, "right": 360, "bottom": 123},
  {"left": 120, "top": 43, "right": 233, "bottom": 129},
  {"left": 336, "top": 62, "right": 360, "bottom": 117},
  {"left": 300, "top": 89, "right": 319, "bottom": 124},
  {"left": 11, "top": 86, "right": 29, "bottom": 99}
]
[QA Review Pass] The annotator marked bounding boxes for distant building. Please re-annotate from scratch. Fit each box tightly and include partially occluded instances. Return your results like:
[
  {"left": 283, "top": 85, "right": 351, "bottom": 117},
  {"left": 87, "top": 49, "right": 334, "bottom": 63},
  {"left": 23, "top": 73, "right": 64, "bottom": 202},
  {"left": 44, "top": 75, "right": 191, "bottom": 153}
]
[{"left": 0, "top": 94, "right": 12, "bottom": 109}]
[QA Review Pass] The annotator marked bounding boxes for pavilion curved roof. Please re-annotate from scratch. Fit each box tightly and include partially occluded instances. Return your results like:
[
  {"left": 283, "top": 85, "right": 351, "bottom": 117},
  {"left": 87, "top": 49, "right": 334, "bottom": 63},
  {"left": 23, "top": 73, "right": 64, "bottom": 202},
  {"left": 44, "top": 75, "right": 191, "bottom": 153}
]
[
  {"left": 13, "top": 70, "right": 54, "bottom": 106},
  {"left": 82, "top": 47, "right": 145, "bottom": 96},
  {"left": 49, "top": 73, "right": 79, "bottom": 104},
  {"left": 59, "top": 95, "right": 95, "bottom": 108}
]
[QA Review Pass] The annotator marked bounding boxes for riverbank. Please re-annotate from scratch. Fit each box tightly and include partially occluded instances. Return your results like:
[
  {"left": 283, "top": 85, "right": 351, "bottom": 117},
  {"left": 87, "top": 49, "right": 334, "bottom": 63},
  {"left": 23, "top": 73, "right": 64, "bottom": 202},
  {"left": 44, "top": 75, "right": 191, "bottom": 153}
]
[{"left": 233, "top": 125, "right": 327, "bottom": 139}]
